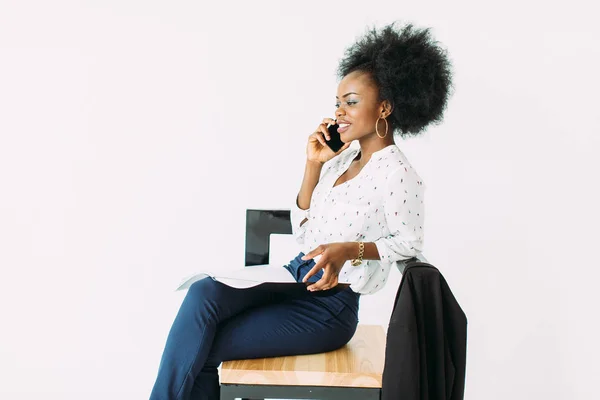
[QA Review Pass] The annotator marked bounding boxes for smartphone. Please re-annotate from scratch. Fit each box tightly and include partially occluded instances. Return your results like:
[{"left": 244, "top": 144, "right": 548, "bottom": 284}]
[{"left": 325, "top": 122, "right": 345, "bottom": 152}]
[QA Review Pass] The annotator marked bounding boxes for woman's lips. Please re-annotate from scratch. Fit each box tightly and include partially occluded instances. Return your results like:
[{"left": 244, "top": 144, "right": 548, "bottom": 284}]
[{"left": 337, "top": 123, "right": 351, "bottom": 133}]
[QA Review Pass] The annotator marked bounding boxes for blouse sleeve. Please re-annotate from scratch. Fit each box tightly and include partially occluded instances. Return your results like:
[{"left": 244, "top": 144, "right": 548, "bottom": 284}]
[
  {"left": 290, "top": 196, "right": 310, "bottom": 245},
  {"left": 374, "top": 166, "right": 425, "bottom": 263}
]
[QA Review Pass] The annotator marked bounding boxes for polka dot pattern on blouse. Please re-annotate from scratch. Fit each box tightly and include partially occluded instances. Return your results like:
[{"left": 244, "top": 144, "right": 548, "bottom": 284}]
[{"left": 290, "top": 144, "right": 425, "bottom": 295}]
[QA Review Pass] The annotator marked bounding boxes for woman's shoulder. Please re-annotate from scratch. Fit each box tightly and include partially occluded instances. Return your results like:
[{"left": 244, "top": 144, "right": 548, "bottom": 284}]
[
  {"left": 379, "top": 146, "right": 426, "bottom": 188},
  {"left": 372, "top": 144, "right": 410, "bottom": 173}
]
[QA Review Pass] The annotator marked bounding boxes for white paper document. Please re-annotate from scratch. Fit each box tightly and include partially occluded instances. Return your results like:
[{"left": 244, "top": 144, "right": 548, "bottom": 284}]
[
  {"left": 175, "top": 263, "right": 352, "bottom": 291},
  {"left": 175, "top": 265, "right": 299, "bottom": 291}
]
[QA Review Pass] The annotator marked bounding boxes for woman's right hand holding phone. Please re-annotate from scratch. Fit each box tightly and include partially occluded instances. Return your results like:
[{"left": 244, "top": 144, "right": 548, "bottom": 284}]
[{"left": 307, "top": 118, "right": 350, "bottom": 164}]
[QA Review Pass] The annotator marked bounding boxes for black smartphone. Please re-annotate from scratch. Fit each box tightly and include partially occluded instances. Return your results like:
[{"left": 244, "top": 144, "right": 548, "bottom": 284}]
[{"left": 325, "top": 122, "right": 345, "bottom": 152}]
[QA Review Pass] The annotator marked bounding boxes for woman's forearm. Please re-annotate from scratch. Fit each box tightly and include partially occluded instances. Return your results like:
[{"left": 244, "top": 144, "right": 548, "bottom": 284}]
[{"left": 296, "top": 160, "right": 323, "bottom": 210}]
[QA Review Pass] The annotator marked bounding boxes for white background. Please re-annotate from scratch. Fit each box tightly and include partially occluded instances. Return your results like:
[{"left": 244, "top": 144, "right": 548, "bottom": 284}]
[{"left": 1, "top": 1, "right": 598, "bottom": 399}]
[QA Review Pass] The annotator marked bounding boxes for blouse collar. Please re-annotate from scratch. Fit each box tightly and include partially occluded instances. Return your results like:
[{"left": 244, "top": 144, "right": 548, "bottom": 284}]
[{"left": 351, "top": 143, "right": 397, "bottom": 159}]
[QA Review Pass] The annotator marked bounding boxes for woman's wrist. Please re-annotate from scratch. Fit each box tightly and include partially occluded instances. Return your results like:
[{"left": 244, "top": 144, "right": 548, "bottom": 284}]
[
  {"left": 343, "top": 241, "right": 380, "bottom": 261},
  {"left": 343, "top": 242, "right": 360, "bottom": 260},
  {"left": 306, "top": 159, "right": 324, "bottom": 168}
]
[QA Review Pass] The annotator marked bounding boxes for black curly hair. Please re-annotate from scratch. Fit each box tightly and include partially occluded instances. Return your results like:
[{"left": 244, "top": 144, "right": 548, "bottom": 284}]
[{"left": 337, "top": 22, "right": 454, "bottom": 137}]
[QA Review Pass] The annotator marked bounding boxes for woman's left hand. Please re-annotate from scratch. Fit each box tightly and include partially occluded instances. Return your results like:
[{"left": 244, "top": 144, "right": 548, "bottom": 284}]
[{"left": 301, "top": 242, "right": 353, "bottom": 291}]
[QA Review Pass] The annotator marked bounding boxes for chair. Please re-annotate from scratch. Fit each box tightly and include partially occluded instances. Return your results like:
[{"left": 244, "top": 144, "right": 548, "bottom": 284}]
[{"left": 219, "top": 209, "right": 420, "bottom": 400}]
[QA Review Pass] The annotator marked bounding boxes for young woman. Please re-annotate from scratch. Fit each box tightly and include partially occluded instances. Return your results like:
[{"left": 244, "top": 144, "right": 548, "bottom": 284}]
[{"left": 150, "top": 21, "right": 453, "bottom": 400}]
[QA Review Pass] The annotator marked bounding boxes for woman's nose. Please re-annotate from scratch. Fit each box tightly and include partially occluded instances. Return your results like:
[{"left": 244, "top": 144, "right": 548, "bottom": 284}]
[{"left": 335, "top": 109, "right": 345, "bottom": 119}]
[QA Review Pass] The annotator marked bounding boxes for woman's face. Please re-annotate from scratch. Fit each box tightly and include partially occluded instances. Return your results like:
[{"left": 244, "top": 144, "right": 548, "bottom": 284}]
[{"left": 334, "top": 70, "right": 388, "bottom": 143}]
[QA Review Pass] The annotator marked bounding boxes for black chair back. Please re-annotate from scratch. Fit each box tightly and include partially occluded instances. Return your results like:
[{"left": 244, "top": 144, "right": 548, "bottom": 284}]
[{"left": 245, "top": 209, "right": 292, "bottom": 266}]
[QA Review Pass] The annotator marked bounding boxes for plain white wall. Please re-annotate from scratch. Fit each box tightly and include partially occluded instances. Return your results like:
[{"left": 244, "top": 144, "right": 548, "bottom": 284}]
[{"left": 1, "top": 1, "right": 598, "bottom": 399}]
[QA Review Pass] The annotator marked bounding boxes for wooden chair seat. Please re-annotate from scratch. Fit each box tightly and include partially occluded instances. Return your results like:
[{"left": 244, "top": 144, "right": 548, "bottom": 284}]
[{"left": 220, "top": 325, "right": 385, "bottom": 399}]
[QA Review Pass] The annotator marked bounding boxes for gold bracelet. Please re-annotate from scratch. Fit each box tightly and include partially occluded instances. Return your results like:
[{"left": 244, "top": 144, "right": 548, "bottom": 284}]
[{"left": 351, "top": 241, "right": 364, "bottom": 266}]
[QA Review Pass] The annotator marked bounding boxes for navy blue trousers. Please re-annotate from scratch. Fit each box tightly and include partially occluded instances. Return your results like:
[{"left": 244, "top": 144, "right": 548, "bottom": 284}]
[{"left": 150, "top": 252, "right": 360, "bottom": 400}]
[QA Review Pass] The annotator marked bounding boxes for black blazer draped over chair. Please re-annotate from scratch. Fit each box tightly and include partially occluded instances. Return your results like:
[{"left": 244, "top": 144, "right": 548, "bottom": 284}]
[{"left": 382, "top": 262, "right": 468, "bottom": 400}]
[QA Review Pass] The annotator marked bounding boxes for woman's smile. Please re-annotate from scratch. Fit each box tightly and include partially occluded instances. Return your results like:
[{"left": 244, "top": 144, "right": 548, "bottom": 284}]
[{"left": 337, "top": 123, "right": 351, "bottom": 134}]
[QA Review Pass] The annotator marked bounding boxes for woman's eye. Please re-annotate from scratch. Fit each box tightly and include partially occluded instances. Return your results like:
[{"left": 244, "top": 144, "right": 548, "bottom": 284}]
[
  {"left": 334, "top": 103, "right": 340, "bottom": 108},
  {"left": 347, "top": 100, "right": 357, "bottom": 105}
]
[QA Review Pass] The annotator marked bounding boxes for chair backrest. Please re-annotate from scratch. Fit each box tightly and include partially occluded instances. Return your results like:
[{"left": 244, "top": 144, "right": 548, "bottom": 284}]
[{"left": 244, "top": 209, "right": 293, "bottom": 266}]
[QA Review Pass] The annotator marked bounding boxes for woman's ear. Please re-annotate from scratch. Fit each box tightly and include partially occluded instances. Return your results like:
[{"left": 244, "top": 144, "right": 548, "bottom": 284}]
[{"left": 380, "top": 100, "right": 393, "bottom": 118}]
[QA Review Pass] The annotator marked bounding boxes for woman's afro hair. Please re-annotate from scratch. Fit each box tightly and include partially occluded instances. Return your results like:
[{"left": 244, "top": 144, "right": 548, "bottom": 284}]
[{"left": 337, "top": 22, "right": 454, "bottom": 137}]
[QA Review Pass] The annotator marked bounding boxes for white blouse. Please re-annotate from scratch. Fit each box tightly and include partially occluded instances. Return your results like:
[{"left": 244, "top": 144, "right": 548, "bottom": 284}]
[{"left": 291, "top": 144, "right": 426, "bottom": 295}]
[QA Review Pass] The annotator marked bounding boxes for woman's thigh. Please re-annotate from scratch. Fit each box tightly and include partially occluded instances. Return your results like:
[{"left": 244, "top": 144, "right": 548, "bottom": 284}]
[{"left": 204, "top": 295, "right": 359, "bottom": 366}]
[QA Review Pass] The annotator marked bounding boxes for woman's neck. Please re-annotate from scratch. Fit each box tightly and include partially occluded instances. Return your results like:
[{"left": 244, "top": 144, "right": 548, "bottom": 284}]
[{"left": 356, "top": 135, "right": 395, "bottom": 167}]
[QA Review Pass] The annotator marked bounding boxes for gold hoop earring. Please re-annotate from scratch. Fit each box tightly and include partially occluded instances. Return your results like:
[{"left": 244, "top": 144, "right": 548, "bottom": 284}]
[{"left": 376, "top": 117, "right": 388, "bottom": 139}]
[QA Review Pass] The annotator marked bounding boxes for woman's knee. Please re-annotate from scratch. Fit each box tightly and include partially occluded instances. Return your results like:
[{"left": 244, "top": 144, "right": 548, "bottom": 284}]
[
  {"left": 182, "top": 278, "right": 229, "bottom": 316},
  {"left": 186, "top": 277, "right": 224, "bottom": 300},
  {"left": 335, "top": 309, "right": 359, "bottom": 346}
]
